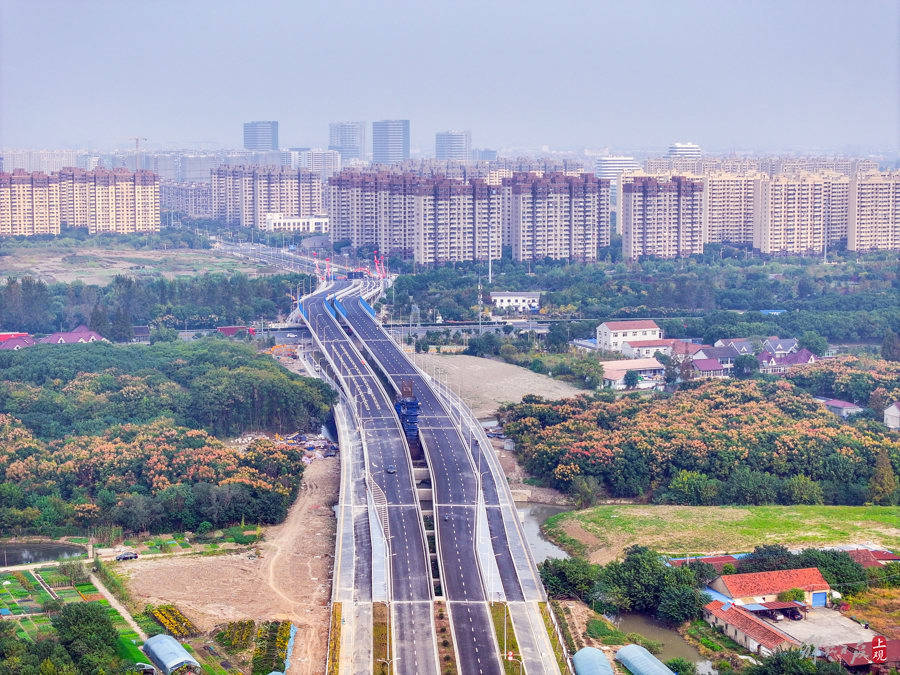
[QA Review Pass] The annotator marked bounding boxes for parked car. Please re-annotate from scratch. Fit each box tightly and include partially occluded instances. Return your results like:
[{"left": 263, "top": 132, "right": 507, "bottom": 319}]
[
  {"left": 785, "top": 609, "right": 803, "bottom": 620},
  {"left": 115, "top": 551, "right": 138, "bottom": 561}
]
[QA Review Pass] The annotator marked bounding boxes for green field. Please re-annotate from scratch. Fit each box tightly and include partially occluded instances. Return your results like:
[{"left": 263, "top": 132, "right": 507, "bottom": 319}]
[{"left": 543, "top": 504, "right": 900, "bottom": 563}]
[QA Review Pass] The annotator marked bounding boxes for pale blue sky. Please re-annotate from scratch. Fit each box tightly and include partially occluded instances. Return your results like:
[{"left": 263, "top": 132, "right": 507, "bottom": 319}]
[{"left": 1, "top": 0, "right": 898, "bottom": 154}]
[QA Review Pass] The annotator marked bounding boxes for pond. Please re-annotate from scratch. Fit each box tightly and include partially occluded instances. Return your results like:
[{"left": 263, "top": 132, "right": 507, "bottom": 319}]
[
  {"left": 613, "top": 613, "right": 717, "bottom": 674},
  {"left": 0, "top": 541, "right": 87, "bottom": 567},
  {"left": 517, "top": 503, "right": 570, "bottom": 564}
]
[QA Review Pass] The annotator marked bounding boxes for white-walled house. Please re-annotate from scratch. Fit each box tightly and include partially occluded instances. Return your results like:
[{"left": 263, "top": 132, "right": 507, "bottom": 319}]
[{"left": 596, "top": 320, "right": 661, "bottom": 352}]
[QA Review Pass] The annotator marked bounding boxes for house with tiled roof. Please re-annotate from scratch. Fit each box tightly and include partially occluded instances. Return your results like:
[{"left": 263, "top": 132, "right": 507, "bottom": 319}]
[
  {"left": 621, "top": 338, "right": 680, "bottom": 358},
  {"left": 822, "top": 638, "right": 900, "bottom": 672},
  {"left": 596, "top": 320, "right": 661, "bottom": 352},
  {"left": 0, "top": 335, "right": 35, "bottom": 350},
  {"left": 692, "top": 358, "right": 727, "bottom": 379},
  {"left": 762, "top": 337, "right": 798, "bottom": 356},
  {"left": 843, "top": 548, "right": 900, "bottom": 568},
  {"left": 695, "top": 345, "right": 740, "bottom": 369},
  {"left": 757, "top": 348, "right": 817, "bottom": 375},
  {"left": 822, "top": 398, "right": 865, "bottom": 419},
  {"left": 38, "top": 325, "right": 106, "bottom": 345},
  {"left": 714, "top": 337, "right": 758, "bottom": 355},
  {"left": 710, "top": 567, "right": 831, "bottom": 606},
  {"left": 703, "top": 600, "right": 800, "bottom": 656},
  {"left": 885, "top": 401, "right": 900, "bottom": 430}
]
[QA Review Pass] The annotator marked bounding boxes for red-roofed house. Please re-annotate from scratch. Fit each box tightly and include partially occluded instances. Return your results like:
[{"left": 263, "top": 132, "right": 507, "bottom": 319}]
[
  {"left": 0, "top": 332, "right": 29, "bottom": 342},
  {"left": 217, "top": 325, "right": 257, "bottom": 337},
  {"left": 703, "top": 600, "right": 800, "bottom": 656},
  {"left": 823, "top": 399, "right": 865, "bottom": 418},
  {"left": 597, "top": 320, "right": 661, "bottom": 352},
  {"left": 669, "top": 555, "right": 739, "bottom": 573},
  {"left": 710, "top": 568, "right": 831, "bottom": 606},
  {"left": 692, "top": 358, "right": 727, "bottom": 379},
  {"left": 0, "top": 335, "right": 35, "bottom": 350},
  {"left": 822, "top": 639, "right": 900, "bottom": 672},
  {"left": 872, "top": 550, "right": 900, "bottom": 563},
  {"left": 38, "top": 325, "right": 106, "bottom": 345}
]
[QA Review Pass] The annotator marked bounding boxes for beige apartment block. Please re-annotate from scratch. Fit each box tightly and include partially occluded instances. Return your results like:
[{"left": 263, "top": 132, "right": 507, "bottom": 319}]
[
  {"left": 620, "top": 173, "right": 704, "bottom": 259},
  {"left": 501, "top": 172, "right": 610, "bottom": 262},
  {"left": 211, "top": 166, "right": 323, "bottom": 229},
  {"left": 754, "top": 173, "right": 826, "bottom": 254},
  {"left": 326, "top": 170, "right": 502, "bottom": 264},
  {"left": 0, "top": 168, "right": 159, "bottom": 236},
  {"left": 849, "top": 171, "right": 900, "bottom": 251},
  {"left": 702, "top": 172, "right": 765, "bottom": 245}
]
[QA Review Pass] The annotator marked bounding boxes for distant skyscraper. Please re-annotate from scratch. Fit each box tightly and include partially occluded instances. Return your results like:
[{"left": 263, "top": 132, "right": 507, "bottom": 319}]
[
  {"left": 595, "top": 156, "right": 641, "bottom": 182},
  {"left": 243, "top": 121, "right": 279, "bottom": 151},
  {"left": 372, "top": 120, "right": 410, "bottom": 164},
  {"left": 473, "top": 148, "right": 498, "bottom": 161},
  {"left": 329, "top": 122, "right": 366, "bottom": 161},
  {"left": 435, "top": 130, "right": 471, "bottom": 161},
  {"left": 667, "top": 142, "right": 702, "bottom": 158}
]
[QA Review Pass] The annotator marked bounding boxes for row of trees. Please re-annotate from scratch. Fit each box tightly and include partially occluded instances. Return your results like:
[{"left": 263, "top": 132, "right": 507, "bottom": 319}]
[
  {"left": 501, "top": 375, "right": 900, "bottom": 504},
  {"left": 0, "top": 271, "right": 313, "bottom": 336},
  {"left": 385, "top": 252, "right": 898, "bottom": 329},
  {"left": 0, "top": 340, "right": 335, "bottom": 439}
]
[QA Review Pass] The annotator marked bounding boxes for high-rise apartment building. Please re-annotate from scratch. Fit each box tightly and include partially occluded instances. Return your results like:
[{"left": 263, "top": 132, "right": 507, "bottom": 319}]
[
  {"left": 210, "top": 166, "right": 322, "bottom": 229},
  {"left": 243, "top": 121, "right": 279, "bottom": 151},
  {"left": 372, "top": 120, "right": 410, "bottom": 164},
  {"left": 326, "top": 170, "right": 501, "bottom": 264},
  {"left": 160, "top": 181, "right": 212, "bottom": 218},
  {"left": 1, "top": 149, "right": 79, "bottom": 173},
  {"left": 0, "top": 168, "right": 160, "bottom": 236},
  {"left": 849, "top": 171, "right": 900, "bottom": 251},
  {"left": 435, "top": 131, "right": 471, "bottom": 162},
  {"left": 328, "top": 122, "right": 366, "bottom": 161},
  {"left": 473, "top": 148, "right": 498, "bottom": 161},
  {"left": 304, "top": 149, "right": 342, "bottom": 180},
  {"left": 620, "top": 174, "right": 704, "bottom": 260},
  {"left": 702, "top": 172, "right": 765, "bottom": 245},
  {"left": 501, "top": 172, "right": 611, "bottom": 262},
  {"left": 754, "top": 173, "right": 826, "bottom": 254},
  {"left": 667, "top": 142, "right": 702, "bottom": 158}
]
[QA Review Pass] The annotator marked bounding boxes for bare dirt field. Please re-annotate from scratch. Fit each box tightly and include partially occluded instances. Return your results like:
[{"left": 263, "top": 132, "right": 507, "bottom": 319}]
[
  {"left": 0, "top": 247, "right": 265, "bottom": 284},
  {"left": 122, "top": 457, "right": 339, "bottom": 675},
  {"left": 415, "top": 353, "right": 582, "bottom": 418}
]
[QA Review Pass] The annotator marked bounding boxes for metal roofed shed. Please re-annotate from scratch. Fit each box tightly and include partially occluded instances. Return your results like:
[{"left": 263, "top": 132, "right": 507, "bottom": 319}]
[
  {"left": 142, "top": 634, "right": 201, "bottom": 674},
  {"left": 572, "top": 646, "right": 614, "bottom": 674},
  {"left": 614, "top": 644, "right": 675, "bottom": 675}
]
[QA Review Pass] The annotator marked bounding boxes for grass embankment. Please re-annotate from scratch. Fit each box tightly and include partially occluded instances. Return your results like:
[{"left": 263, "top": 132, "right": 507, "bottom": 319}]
[
  {"left": 538, "top": 602, "right": 569, "bottom": 673},
  {"left": 373, "top": 602, "right": 391, "bottom": 674},
  {"left": 434, "top": 602, "right": 458, "bottom": 674},
  {"left": 326, "top": 603, "right": 341, "bottom": 674},
  {"left": 544, "top": 505, "right": 900, "bottom": 563},
  {"left": 488, "top": 603, "right": 521, "bottom": 674},
  {"left": 844, "top": 588, "right": 900, "bottom": 639}
]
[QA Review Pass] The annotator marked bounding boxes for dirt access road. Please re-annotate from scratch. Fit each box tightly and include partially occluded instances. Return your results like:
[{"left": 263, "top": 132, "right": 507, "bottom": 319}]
[{"left": 123, "top": 457, "right": 339, "bottom": 675}]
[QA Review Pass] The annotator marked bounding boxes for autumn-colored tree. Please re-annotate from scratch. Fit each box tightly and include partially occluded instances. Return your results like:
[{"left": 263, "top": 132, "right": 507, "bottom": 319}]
[{"left": 868, "top": 386, "right": 892, "bottom": 417}]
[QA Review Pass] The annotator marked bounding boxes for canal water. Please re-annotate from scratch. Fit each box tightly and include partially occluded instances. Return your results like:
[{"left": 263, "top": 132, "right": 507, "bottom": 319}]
[
  {"left": 614, "top": 613, "right": 716, "bottom": 674},
  {"left": 0, "top": 541, "right": 87, "bottom": 567},
  {"left": 517, "top": 503, "right": 569, "bottom": 563}
]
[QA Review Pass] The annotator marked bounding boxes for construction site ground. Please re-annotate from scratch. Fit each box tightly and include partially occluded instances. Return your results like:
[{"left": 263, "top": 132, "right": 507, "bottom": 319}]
[
  {"left": 414, "top": 353, "right": 582, "bottom": 418},
  {"left": 121, "top": 457, "right": 339, "bottom": 675}
]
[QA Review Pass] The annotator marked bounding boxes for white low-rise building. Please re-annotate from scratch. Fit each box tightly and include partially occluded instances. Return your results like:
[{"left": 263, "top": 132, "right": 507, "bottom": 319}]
[
  {"left": 598, "top": 357, "right": 664, "bottom": 390},
  {"left": 261, "top": 213, "right": 330, "bottom": 233},
  {"left": 597, "top": 320, "right": 661, "bottom": 352},
  {"left": 489, "top": 291, "right": 541, "bottom": 312}
]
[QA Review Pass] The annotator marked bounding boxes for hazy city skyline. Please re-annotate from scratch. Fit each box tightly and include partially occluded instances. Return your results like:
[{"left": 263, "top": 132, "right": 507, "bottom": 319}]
[{"left": 1, "top": 0, "right": 898, "bottom": 155}]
